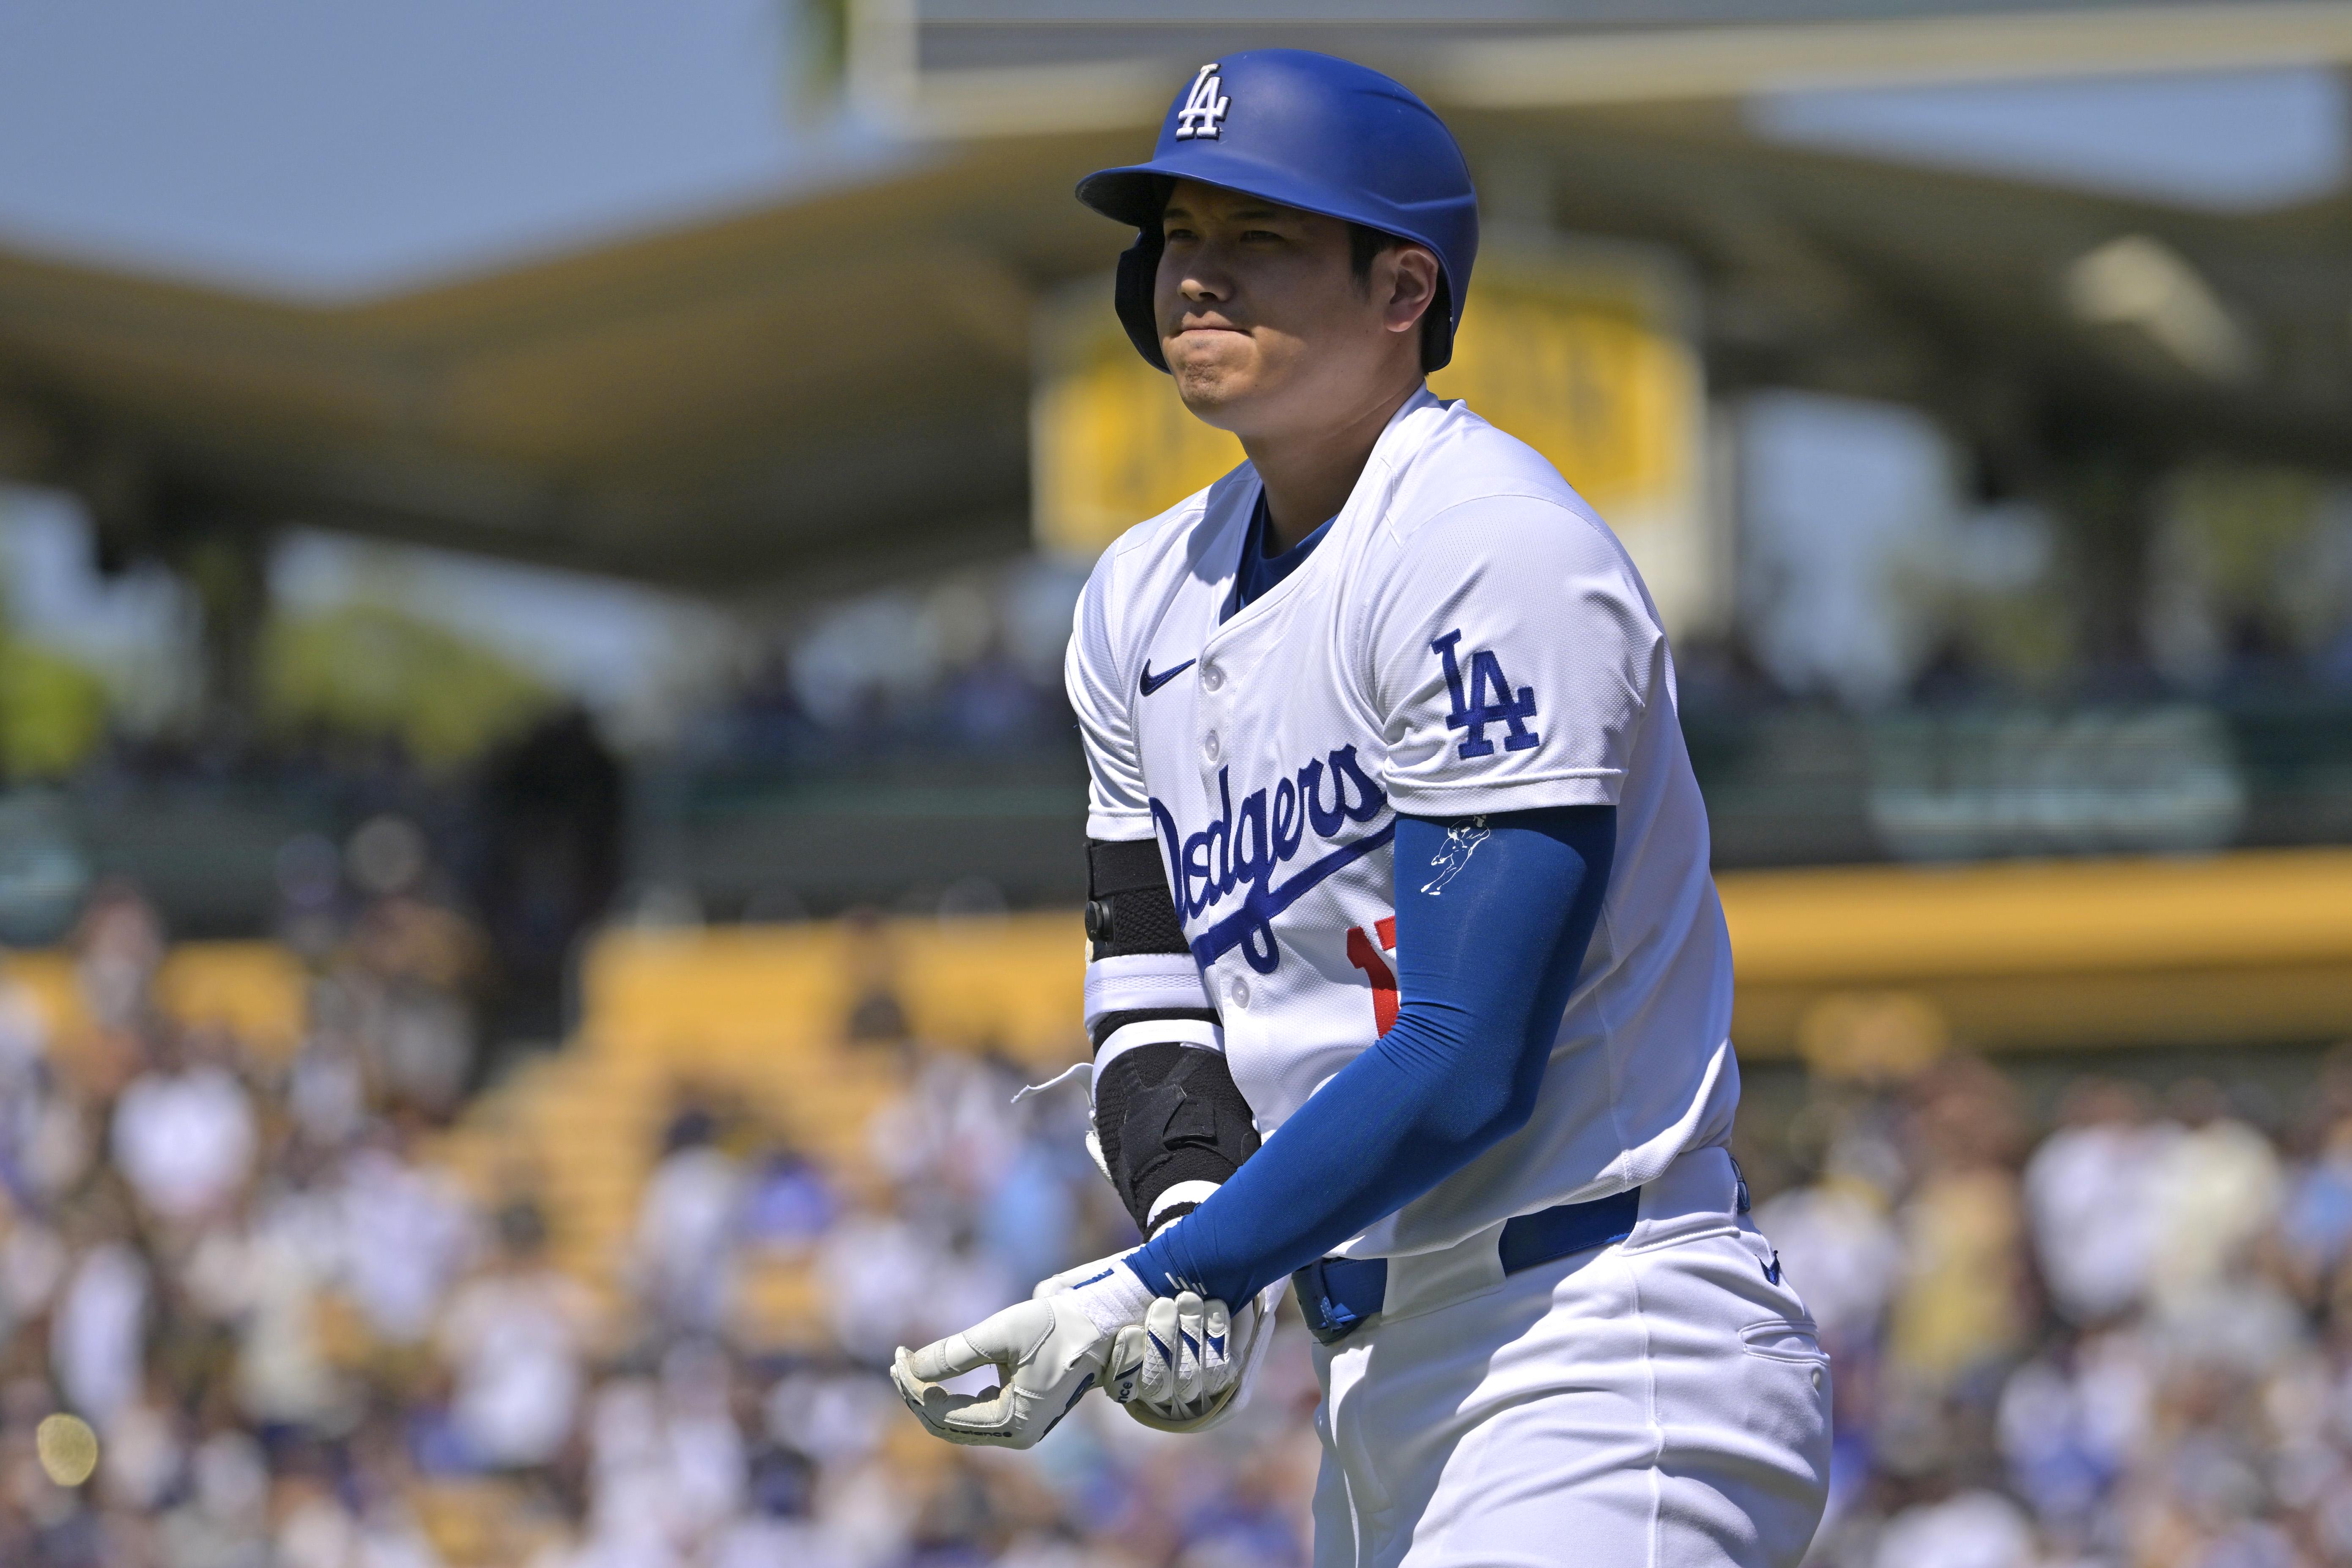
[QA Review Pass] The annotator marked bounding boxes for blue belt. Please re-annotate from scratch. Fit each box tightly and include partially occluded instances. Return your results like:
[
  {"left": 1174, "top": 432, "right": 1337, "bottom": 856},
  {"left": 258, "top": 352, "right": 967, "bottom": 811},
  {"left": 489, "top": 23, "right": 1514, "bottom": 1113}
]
[{"left": 1291, "top": 1188, "right": 1643, "bottom": 1346}]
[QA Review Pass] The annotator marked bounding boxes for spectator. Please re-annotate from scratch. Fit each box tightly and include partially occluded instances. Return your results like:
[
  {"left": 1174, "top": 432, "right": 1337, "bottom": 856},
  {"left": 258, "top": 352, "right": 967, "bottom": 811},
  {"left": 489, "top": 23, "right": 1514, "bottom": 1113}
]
[
  {"left": 656, "top": 1340, "right": 745, "bottom": 1542},
  {"left": 838, "top": 909, "right": 910, "bottom": 1050},
  {"left": 275, "top": 1472, "right": 375, "bottom": 1568},
  {"left": 816, "top": 1201, "right": 938, "bottom": 1365},
  {"left": 189, "top": 1183, "right": 354, "bottom": 1434},
  {"left": 630, "top": 1107, "right": 743, "bottom": 1340},
  {"left": 436, "top": 1201, "right": 595, "bottom": 1473},
  {"left": 286, "top": 1032, "right": 370, "bottom": 1153},
  {"left": 343, "top": 880, "right": 481, "bottom": 1121},
  {"left": 735, "top": 1140, "right": 835, "bottom": 1259},
  {"left": 2283, "top": 1112, "right": 2352, "bottom": 1288},
  {"left": 570, "top": 1376, "right": 680, "bottom": 1566},
  {"left": 69, "top": 880, "right": 163, "bottom": 1039},
  {"left": 1886, "top": 1058, "right": 2031, "bottom": 1394},
  {"left": 335, "top": 1126, "right": 478, "bottom": 1347},
  {"left": 0, "top": 1188, "right": 68, "bottom": 1342},
  {"left": 760, "top": 1366, "right": 891, "bottom": 1475},
  {"left": 2022, "top": 1077, "right": 2170, "bottom": 1323},
  {"left": 2147, "top": 1078, "right": 2283, "bottom": 1308},
  {"left": 51, "top": 1228, "right": 148, "bottom": 1432},
  {"left": 704, "top": 1445, "right": 827, "bottom": 1568},
  {"left": 1754, "top": 1158, "right": 1903, "bottom": 1349},
  {"left": 1993, "top": 1330, "right": 2151, "bottom": 1540},
  {"left": 157, "top": 1428, "right": 272, "bottom": 1568},
  {"left": 474, "top": 709, "right": 624, "bottom": 1057},
  {"left": 109, "top": 1027, "right": 255, "bottom": 1226},
  {"left": 0, "top": 964, "right": 51, "bottom": 1179},
  {"left": 939, "top": 644, "right": 1045, "bottom": 748},
  {"left": 1870, "top": 1487, "right": 2037, "bottom": 1568}
]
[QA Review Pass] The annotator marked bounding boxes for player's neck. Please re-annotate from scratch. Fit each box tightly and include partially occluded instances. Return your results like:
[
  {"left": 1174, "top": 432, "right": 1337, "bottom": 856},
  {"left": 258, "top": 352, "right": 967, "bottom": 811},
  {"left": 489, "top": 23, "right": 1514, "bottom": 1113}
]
[{"left": 1242, "top": 377, "right": 1424, "bottom": 551}]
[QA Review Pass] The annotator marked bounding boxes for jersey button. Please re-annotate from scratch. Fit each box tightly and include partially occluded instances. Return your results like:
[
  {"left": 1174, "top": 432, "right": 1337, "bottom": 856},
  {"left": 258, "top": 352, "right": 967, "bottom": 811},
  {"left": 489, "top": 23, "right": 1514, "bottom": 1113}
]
[
  {"left": 1200, "top": 664, "right": 1223, "bottom": 692},
  {"left": 1227, "top": 977, "right": 1250, "bottom": 1008},
  {"left": 1202, "top": 730, "right": 1221, "bottom": 762}
]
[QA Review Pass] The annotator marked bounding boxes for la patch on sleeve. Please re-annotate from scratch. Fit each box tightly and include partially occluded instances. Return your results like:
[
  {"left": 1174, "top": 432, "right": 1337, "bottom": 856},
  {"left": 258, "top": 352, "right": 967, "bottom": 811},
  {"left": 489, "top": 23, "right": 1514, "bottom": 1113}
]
[{"left": 1431, "top": 629, "right": 1540, "bottom": 760}]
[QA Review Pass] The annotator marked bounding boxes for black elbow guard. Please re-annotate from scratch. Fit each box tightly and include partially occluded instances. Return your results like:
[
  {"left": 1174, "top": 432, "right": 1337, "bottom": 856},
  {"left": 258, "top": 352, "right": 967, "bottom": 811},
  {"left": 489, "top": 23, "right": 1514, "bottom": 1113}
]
[
  {"left": 1094, "top": 1041, "right": 1261, "bottom": 1235},
  {"left": 1082, "top": 836, "right": 1258, "bottom": 1234}
]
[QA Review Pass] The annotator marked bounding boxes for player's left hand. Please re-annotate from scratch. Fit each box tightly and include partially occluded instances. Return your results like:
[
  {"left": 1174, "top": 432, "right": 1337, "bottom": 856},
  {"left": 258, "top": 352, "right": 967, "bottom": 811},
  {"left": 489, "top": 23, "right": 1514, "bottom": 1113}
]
[
  {"left": 1112, "top": 1287, "right": 1275, "bottom": 1433},
  {"left": 893, "top": 1262, "right": 1149, "bottom": 1448}
]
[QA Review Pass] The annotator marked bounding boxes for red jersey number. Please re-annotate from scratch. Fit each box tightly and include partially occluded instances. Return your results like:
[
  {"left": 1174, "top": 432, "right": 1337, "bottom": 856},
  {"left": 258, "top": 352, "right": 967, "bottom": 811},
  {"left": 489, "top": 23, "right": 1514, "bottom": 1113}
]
[{"left": 1344, "top": 916, "right": 1399, "bottom": 1035}]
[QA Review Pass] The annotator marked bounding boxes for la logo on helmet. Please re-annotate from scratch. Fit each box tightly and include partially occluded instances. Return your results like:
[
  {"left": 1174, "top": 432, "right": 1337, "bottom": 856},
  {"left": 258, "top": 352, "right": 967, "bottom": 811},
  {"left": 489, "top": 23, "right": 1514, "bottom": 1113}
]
[{"left": 1173, "top": 62, "right": 1230, "bottom": 140}]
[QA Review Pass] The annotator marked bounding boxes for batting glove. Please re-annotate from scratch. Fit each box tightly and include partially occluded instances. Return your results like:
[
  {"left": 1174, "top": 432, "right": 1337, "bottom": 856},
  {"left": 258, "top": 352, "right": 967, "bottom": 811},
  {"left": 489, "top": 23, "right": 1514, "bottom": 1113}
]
[
  {"left": 1032, "top": 1252, "right": 1128, "bottom": 1299},
  {"left": 1108, "top": 1285, "right": 1280, "bottom": 1434},
  {"left": 891, "top": 1260, "right": 1151, "bottom": 1448}
]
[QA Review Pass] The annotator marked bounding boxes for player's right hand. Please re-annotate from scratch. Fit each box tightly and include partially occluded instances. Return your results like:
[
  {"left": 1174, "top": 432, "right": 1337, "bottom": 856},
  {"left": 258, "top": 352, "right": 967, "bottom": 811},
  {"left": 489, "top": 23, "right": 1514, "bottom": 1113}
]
[{"left": 1110, "top": 1289, "right": 1263, "bottom": 1433}]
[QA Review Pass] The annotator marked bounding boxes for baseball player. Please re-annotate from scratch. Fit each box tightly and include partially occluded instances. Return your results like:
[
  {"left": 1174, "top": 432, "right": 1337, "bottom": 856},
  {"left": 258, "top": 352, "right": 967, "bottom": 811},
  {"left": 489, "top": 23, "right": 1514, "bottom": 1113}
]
[{"left": 894, "top": 49, "right": 1833, "bottom": 1567}]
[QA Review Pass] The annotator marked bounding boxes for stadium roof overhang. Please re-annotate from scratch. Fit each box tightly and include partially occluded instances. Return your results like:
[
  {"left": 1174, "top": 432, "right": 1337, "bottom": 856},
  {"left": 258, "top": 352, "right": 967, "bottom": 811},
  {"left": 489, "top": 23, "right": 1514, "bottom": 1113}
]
[{"left": 0, "top": 1, "right": 2347, "bottom": 600}]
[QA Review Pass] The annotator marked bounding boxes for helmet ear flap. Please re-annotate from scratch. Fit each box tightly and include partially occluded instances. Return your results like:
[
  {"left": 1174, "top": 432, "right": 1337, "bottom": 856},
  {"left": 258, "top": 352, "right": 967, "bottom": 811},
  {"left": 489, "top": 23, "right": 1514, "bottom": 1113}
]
[
  {"left": 1115, "top": 230, "right": 1168, "bottom": 372},
  {"left": 1420, "top": 272, "right": 1456, "bottom": 373}
]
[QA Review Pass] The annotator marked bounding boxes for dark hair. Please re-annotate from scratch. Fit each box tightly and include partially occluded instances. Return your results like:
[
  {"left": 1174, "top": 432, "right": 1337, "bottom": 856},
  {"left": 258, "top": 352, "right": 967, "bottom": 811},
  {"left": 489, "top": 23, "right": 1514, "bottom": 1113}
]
[
  {"left": 1348, "top": 222, "right": 1446, "bottom": 367},
  {"left": 1346, "top": 222, "right": 1405, "bottom": 284}
]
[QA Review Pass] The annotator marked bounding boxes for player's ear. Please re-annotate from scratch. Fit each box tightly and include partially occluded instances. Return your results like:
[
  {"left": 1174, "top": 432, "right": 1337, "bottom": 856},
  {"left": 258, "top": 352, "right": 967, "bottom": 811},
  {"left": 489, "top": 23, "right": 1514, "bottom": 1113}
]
[{"left": 1383, "top": 246, "right": 1442, "bottom": 339}]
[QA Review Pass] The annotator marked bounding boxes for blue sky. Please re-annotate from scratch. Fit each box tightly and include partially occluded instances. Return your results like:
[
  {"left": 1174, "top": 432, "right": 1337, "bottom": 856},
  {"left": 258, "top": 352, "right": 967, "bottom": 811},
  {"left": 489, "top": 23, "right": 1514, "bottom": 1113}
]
[{"left": 0, "top": 0, "right": 885, "bottom": 299}]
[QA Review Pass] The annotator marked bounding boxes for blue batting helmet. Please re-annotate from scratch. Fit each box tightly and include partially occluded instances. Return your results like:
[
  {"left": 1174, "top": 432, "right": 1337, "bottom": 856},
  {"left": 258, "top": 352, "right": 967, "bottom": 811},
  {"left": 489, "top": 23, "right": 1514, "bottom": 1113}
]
[{"left": 1076, "top": 49, "right": 1479, "bottom": 373}]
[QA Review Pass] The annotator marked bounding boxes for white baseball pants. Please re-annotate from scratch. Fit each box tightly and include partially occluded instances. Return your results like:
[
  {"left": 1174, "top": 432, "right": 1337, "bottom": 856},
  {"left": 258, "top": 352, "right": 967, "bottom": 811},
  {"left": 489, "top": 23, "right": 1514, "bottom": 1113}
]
[{"left": 1309, "top": 1147, "right": 1833, "bottom": 1568}]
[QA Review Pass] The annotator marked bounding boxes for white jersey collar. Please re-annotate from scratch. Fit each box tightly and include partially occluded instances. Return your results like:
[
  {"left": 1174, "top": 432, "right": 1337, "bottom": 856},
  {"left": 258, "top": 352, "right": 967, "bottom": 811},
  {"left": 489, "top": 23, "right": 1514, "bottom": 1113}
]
[{"left": 1209, "top": 384, "right": 1448, "bottom": 631}]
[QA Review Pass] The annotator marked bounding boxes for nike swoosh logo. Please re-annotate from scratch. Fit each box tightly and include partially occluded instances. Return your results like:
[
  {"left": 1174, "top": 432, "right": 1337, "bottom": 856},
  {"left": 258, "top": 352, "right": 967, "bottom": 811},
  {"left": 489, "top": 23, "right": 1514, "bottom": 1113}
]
[{"left": 1140, "top": 658, "right": 1195, "bottom": 696}]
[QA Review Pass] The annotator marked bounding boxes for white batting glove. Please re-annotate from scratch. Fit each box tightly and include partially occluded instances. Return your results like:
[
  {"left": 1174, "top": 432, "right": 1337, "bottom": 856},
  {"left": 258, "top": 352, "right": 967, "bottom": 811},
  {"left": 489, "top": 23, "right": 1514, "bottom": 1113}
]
[
  {"left": 1108, "top": 1285, "right": 1279, "bottom": 1434},
  {"left": 1033, "top": 1252, "right": 1127, "bottom": 1300},
  {"left": 892, "top": 1261, "right": 1151, "bottom": 1448},
  {"left": 1032, "top": 1251, "right": 1159, "bottom": 1407}
]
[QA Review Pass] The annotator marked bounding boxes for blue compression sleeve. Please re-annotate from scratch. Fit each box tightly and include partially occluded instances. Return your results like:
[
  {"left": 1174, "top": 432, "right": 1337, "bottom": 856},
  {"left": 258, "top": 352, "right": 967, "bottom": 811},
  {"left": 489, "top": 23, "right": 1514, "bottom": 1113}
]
[{"left": 1127, "top": 804, "right": 1616, "bottom": 1306}]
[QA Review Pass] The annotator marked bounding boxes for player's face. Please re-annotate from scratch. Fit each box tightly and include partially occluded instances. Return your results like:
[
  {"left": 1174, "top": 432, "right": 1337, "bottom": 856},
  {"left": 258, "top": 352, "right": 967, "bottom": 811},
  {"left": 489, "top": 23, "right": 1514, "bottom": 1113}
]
[{"left": 1156, "top": 181, "right": 1438, "bottom": 440}]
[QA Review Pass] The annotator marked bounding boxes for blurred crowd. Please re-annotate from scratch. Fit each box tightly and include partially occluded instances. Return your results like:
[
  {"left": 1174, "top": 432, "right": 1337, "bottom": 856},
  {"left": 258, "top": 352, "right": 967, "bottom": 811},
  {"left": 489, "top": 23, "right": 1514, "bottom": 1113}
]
[
  {"left": 0, "top": 861, "right": 492, "bottom": 1568},
  {"left": 1754, "top": 1040, "right": 2352, "bottom": 1568},
  {"left": 0, "top": 866, "right": 1319, "bottom": 1568},
  {"left": 691, "top": 562, "right": 1091, "bottom": 770},
  {"left": 14, "top": 858, "right": 2352, "bottom": 1567}
]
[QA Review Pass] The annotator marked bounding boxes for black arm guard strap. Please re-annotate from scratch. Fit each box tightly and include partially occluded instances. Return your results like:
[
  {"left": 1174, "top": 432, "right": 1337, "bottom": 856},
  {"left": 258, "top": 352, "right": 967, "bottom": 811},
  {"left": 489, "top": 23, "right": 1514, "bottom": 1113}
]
[
  {"left": 1086, "top": 837, "right": 1190, "bottom": 962},
  {"left": 1085, "top": 836, "right": 1258, "bottom": 1234}
]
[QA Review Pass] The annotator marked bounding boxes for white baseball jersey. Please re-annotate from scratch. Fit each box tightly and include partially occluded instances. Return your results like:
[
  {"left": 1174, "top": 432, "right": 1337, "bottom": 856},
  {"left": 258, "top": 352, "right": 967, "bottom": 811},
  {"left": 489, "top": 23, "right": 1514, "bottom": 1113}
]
[{"left": 1067, "top": 388, "right": 1739, "bottom": 1263}]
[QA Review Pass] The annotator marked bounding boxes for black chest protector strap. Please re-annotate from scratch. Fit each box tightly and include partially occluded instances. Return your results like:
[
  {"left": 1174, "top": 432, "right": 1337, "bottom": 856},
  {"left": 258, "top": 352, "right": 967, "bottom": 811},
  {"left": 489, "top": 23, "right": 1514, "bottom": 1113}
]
[{"left": 1085, "top": 836, "right": 1260, "bottom": 1235}]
